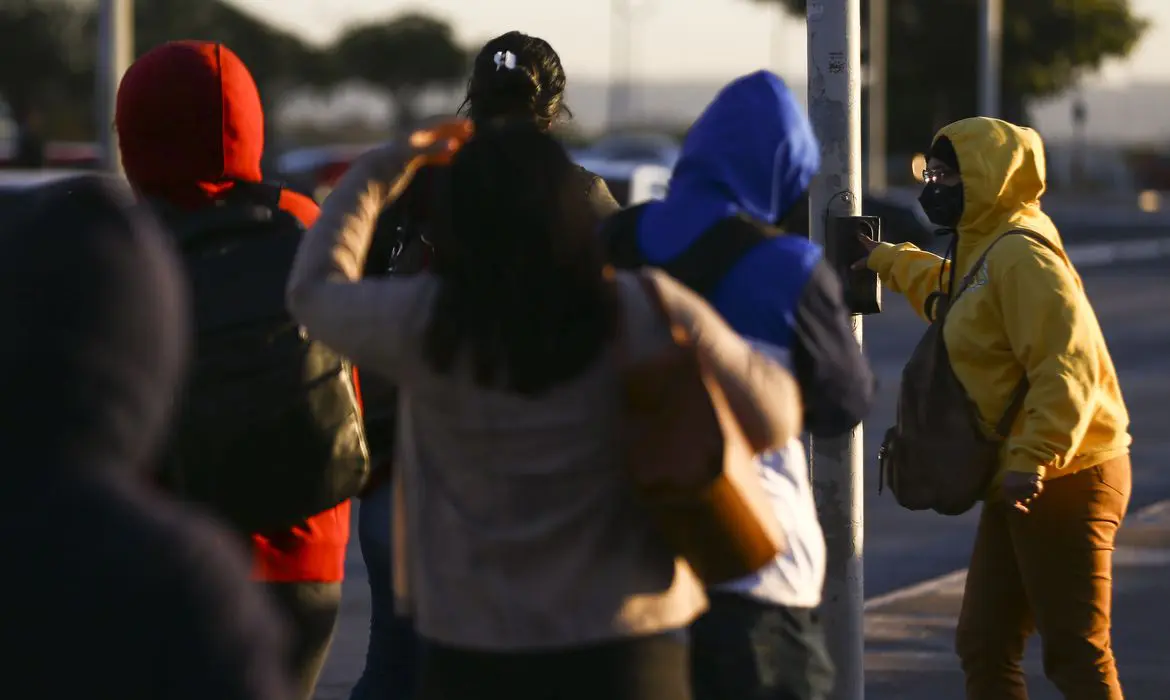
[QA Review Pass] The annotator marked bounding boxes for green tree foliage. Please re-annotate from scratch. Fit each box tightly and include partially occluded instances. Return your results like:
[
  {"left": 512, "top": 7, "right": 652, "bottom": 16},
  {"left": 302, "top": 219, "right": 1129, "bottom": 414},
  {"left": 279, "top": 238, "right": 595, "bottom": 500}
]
[
  {"left": 0, "top": 1, "right": 88, "bottom": 121},
  {"left": 1, "top": 2, "right": 466, "bottom": 140},
  {"left": 132, "top": 0, "right": 328, "bottom": 89},
  {"left": 334, "top": 13, "right": 468, "bottom": 133},
  {"left": 758, "top": 0, "right": 1149, "bottom": 152},
  {"left": 1, "top": 2, "right": 470, "bottom": 142}
]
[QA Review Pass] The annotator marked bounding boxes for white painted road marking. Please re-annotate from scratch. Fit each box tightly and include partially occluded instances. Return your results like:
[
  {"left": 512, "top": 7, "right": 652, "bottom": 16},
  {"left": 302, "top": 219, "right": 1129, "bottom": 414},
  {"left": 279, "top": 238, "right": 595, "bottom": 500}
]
[
  {"left": 865, "top": 499, "right": 1170, "bottom": 611},
  {"left": 1066, "top": 237, "right": 1170, "bottom": 267}
]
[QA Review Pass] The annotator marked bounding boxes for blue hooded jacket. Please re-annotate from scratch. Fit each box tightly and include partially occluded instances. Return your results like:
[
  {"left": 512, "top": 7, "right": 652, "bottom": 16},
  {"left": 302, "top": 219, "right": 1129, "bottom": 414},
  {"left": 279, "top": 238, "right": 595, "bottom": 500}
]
[{"left": 625, "top": 71, "right": 873, "bottom": 436}]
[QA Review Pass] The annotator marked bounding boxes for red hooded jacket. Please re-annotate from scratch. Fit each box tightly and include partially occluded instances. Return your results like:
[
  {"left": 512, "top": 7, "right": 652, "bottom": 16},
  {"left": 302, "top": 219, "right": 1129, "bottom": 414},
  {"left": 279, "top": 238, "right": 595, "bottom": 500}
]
[{"left": 116, "top": 41, "right": 350, "bottom": 583}]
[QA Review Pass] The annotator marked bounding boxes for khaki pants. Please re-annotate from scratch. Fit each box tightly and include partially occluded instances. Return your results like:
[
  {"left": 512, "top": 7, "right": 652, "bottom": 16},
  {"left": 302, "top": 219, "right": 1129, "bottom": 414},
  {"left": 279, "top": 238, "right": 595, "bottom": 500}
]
[{"left": 955, "top": 456, "right": 1131, "bottom": 699}]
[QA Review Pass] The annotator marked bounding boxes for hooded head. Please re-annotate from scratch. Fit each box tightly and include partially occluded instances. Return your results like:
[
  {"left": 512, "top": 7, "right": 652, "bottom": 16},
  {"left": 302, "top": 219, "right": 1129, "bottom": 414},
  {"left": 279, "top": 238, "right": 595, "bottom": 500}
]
[
  {"left": 926, "top": 117, "right": 1059, "bottom": 249},
  {"left": 638, "top": 70, "right": 819, "bottom": 262},
  {"left": 0, "top": 176, "right": 190, "bottom": 475},
  {"left": 116, "top": 41, "right": 265, "bottom": 210}
]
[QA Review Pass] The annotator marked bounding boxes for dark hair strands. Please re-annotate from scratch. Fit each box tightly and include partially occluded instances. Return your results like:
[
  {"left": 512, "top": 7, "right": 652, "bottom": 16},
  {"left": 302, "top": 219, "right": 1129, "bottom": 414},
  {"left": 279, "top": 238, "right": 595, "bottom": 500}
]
[
  {"left": 423, "top": 123, "right": 617, "bottom": 396},
  {"left": 459, "top": 31, "right": 571, "bottom": 131}
]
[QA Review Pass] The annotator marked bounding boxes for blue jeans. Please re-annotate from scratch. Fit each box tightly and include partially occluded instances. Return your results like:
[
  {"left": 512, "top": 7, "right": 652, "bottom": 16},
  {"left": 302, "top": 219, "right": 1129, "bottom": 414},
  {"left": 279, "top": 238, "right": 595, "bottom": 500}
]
[{"left": 348, "top": 478, "right": 422, "bottom": 700}]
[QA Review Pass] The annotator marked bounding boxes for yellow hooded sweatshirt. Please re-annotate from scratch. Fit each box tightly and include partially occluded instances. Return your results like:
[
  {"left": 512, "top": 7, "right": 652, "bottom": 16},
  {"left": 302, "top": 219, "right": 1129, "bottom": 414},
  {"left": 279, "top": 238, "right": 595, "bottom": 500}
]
[{"left": 867, "top": 117, "right": 1130, "bottom": 482}]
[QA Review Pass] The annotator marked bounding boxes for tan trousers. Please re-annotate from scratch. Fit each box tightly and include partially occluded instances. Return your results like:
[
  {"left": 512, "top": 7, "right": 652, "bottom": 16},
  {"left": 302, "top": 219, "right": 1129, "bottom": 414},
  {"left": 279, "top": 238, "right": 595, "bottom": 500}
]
[{"left": 955, "top": 456, "right": 1131, "bottom": 700}]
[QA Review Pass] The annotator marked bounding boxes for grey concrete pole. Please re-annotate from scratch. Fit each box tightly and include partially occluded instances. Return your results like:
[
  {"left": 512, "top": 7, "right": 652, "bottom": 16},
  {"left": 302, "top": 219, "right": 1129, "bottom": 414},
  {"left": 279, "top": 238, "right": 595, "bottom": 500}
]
[
  {"left": 96, "top": 0, "right": 134, "bottom": 174},
  {"left": 807, "top": 0, "right": 865, "bottom": 697},
  {"left": 977, "top": 0, "right": 1003, "bottom": 117}
]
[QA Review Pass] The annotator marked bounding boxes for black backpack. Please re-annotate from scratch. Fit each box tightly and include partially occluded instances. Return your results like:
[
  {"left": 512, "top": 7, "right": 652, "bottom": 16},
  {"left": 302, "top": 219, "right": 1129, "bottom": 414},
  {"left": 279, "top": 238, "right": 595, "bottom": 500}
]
[{"left": 157, "top": 182, "right": 370, "bottom": 533}]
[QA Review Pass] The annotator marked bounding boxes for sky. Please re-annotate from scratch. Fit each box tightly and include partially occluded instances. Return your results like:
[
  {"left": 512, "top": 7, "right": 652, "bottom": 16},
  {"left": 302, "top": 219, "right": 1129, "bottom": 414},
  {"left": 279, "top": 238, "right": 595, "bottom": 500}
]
[{"left": 228, "top": 0, "right": 1170, "bottom": 86}]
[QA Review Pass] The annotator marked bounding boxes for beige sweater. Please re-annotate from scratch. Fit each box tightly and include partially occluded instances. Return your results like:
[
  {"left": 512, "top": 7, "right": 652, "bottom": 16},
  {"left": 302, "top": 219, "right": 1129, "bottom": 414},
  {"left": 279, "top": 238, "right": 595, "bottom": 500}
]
[{"left": 287, "top": 148, "right": 801, "bottom": 651}]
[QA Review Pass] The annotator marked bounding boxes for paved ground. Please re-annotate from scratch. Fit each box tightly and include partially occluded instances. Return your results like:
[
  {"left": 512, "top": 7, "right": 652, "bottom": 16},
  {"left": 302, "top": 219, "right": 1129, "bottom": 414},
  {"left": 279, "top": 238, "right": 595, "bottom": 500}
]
[
  {"left": 314, "top": 254, "right": 1170, "bottom": 699},
  {"left": 861, "top": 255, "right": 1170, "bottom": 596},
  {"left": 865, "top": 499, "right": 1170, "bottom": 700}
]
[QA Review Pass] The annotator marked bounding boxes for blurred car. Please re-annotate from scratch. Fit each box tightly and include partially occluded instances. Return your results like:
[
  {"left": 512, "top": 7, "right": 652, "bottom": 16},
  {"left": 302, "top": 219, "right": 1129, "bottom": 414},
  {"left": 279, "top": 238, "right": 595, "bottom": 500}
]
[
  {"left": 579, "top": 132, "right": 681, "bottom": 169},
  {"left": 277, "top": 142, "right": 677, "bottom": 210},
  {"left": 576, "top": 152, "right": 933, "bottom": 245},
  {"left": 864, "top": 188, "right": 936, "bottom": 247},
  {"left": 575, "top": 156, "right": 671, "bottom": 206},
  {"left": 0, "top": 141, "right": 101, "bottom": 170},
  {"left": 275, "top": 144, "right": 380, "bottom": 202}
]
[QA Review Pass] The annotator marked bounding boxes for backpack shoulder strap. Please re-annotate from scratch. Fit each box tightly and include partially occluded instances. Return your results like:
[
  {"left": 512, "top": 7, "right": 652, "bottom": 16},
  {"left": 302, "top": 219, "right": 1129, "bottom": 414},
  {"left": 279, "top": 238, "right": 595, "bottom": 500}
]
[
  {"left": 974, "top": 229, "right": 1064, "bottom": 437},
  {"left": 167, "top": 182, "right": 302, "bottom": 255},
  {"left": 995, "top": 378, "right": 1029, "bottom": 438},
  {"left": 603, "top": 209, "right": 770, "bottom": 298},
  {"left": 603, "top": 204, "right": 650, "bottom": 269},
  {"left": 953, "top": 230, "right": 1022, "bottom": 301},
  {"left": 663, "top": 214, "right": 769, "bottom": 297}
]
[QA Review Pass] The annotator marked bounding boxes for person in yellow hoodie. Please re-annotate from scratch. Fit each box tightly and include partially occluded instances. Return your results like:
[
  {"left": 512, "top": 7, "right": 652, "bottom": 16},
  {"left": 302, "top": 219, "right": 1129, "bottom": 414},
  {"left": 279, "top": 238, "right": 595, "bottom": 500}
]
[{"left": 854, "top": 117, "right": 1131, "bottom": 699}]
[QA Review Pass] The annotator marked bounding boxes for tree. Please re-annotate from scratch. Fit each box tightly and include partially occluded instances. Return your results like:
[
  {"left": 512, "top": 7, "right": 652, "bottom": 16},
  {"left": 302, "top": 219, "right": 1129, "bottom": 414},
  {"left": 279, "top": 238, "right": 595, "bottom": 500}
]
[
  {"left": 334, "top": 13, "right": 467, "bottom": 134},
  {"left": 0, "top": 1, "right": 88, "bottom": 123},
  {"left": 758, "top": 0, "right": 1149, "bottom": 153},
  {"left": 131, "top": 0, "right": 330, "bottom": 89}
]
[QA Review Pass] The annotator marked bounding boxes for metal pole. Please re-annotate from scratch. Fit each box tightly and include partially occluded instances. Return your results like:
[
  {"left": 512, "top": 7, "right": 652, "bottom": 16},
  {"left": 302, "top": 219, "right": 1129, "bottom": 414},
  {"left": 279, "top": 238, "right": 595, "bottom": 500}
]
[
  {"left": 866, "top": 0, "right": 888, "bottom": 192},
  {"left": 96, "top": 0, "right": 134, "bottom": 174},
  {"left": 807, "top": 0, "right": 864, "bottom": 698},
  {"left": 977, "top": 0, "right": 1003, "bottom": 117},
  {"left": 1071, "top": 93, "right": 1088, "bottom": 192}
]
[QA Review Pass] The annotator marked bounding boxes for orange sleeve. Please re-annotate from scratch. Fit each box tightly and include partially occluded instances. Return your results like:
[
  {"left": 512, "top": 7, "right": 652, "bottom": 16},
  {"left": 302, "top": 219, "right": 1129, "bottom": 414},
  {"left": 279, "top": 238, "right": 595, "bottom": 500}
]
[
  {"left": 352, "top": 367, "right": 363, "bottom": 413},
  {"left": 278, "top": 188, "right": 321, "bottom": 228}
]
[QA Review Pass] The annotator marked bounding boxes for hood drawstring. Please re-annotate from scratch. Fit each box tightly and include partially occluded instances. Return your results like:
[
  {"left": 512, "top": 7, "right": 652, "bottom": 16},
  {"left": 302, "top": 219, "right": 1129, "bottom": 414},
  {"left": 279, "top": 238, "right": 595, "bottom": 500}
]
[{"left": 924, "top": 235, "right": 959, "bottom": 323}]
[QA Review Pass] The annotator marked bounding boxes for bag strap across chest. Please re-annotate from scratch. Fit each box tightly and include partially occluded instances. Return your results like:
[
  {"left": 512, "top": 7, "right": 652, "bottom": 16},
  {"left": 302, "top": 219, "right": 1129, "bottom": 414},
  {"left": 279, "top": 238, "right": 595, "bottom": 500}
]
[
  {"left": 605, "top": 208, "right": 770, "bottom": 298},
  {"left": 934, "top": 229, "right": 1065, "bottom": 436}
]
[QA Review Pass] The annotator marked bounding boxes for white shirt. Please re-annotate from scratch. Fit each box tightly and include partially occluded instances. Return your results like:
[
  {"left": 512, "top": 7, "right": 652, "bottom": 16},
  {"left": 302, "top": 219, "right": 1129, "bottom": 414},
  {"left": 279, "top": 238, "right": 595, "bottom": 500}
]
[{"left": 713, "top": 341, "right": 826, "bottom": 609}]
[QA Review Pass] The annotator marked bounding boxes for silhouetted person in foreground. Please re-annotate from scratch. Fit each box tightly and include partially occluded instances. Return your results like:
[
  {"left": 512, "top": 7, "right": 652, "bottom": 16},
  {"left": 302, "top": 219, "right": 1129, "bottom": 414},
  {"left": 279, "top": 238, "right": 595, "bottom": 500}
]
[{"left": 0, "top": 175, "right": 293, "bottom": 700}]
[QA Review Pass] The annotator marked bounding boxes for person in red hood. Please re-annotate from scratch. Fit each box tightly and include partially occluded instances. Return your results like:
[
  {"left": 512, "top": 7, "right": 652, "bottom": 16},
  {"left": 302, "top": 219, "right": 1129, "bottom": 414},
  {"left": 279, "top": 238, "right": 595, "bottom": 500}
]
[{"left": 115, "top": 41, "right": 350, "bottom": 700}]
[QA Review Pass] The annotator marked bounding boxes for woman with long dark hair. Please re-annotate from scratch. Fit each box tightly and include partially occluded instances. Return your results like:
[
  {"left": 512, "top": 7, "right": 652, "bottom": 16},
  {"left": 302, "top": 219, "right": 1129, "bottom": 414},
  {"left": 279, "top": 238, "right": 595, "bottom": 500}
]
[
  {"left": 288, "top": 120, "right": 802, "bottom": 700},
  {"left": 459, "top": 30, "right": 618, "bottom": 215},
  {"left": 350, "top": 34, "right": 618, "bottom": 700},
  {"left": 365, "top": 31, "right": 618, "bottom": 277}
]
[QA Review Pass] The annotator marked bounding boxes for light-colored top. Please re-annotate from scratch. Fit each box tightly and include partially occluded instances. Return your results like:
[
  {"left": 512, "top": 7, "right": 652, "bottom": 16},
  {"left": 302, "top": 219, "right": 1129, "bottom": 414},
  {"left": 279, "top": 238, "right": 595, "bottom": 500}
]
[
  {"left": 286, "top": 148, "right": 801, "bottom": 651},
  {"left": 716, "top": 341, "right": 825, "bottom": 609}
]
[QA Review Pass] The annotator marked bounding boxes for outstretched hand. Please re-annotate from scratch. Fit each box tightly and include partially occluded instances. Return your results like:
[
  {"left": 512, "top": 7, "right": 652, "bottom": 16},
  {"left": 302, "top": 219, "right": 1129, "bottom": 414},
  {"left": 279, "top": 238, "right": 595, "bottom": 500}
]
[
  {"left": 850, "top": 230, "right": 882, "bottom": 271},
  {"left": 355, "top": 119, "right": 473, "bottom": 200}
]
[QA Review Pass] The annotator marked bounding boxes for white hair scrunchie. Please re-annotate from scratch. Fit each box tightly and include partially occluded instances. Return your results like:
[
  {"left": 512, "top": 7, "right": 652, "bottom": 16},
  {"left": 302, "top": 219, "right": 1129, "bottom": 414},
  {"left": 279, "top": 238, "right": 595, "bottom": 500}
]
[{"left": 493, "top": 50, "right": 518, "bottom": 71}]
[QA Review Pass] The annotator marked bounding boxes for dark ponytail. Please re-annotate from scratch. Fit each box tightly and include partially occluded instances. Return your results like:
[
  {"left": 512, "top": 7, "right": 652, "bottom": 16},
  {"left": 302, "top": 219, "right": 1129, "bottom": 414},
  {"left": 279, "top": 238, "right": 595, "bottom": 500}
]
[{"left": 459, "top": 31, "right": 570, "bottom": 131}]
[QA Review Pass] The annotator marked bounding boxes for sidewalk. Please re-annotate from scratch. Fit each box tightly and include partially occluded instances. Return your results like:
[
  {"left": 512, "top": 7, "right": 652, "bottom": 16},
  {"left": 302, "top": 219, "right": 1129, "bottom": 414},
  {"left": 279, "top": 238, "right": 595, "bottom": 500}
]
[
  {"left": 865, "top": 499, "right": 1170, "bottom": 700},
  {"left": 314, "top": 500, "right": 1170, "bottom": 700}
]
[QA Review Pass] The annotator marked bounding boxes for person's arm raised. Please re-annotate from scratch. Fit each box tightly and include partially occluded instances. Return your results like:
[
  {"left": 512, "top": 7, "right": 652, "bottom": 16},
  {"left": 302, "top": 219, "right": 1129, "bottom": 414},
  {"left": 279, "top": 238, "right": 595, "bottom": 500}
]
[
  {"left": 286, "top": 121, "right": 471, "bottom": 375},
  {"left": 646, "top": 269, "right": 803, "bottom": 452},
  {"left": 853, "top": 233, "right": 952, "bottom": 323}
]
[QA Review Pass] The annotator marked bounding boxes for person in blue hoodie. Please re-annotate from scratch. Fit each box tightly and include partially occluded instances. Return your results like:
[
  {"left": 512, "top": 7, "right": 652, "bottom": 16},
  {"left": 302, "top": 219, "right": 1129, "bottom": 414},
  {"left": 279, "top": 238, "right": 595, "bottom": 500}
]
[{"left": 603, "top": 70, "right": 875, "bottom": 700}]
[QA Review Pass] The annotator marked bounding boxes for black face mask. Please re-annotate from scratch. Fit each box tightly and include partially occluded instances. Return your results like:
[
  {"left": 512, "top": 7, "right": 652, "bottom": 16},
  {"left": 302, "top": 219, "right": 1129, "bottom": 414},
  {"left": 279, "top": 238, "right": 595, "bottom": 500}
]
[{"left": 918, "top": 182, "right": 964, "bottom": 231}]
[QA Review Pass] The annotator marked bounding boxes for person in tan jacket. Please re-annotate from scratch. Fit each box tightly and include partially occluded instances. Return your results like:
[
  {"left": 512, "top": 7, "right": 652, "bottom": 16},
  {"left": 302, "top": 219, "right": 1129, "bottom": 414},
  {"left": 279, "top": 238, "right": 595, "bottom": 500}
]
[{"left": 287, "top": 120, "right": 803, "bottom": 700}]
